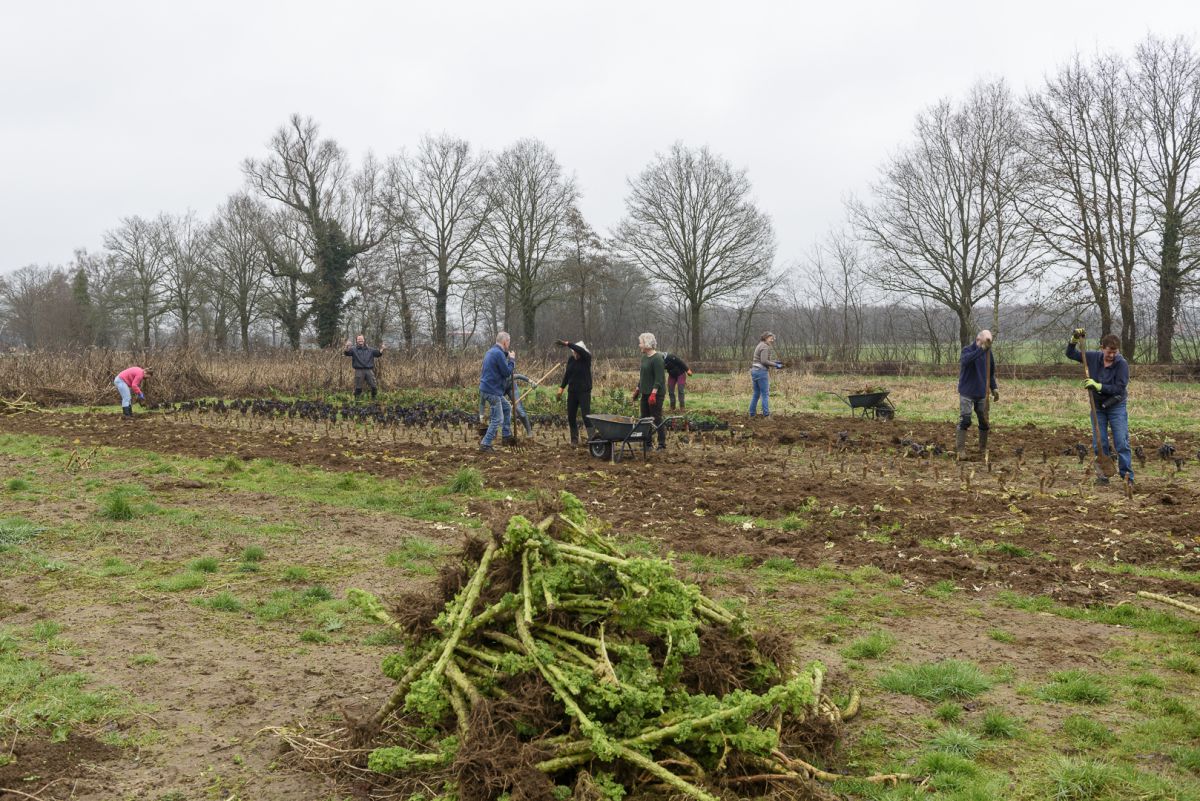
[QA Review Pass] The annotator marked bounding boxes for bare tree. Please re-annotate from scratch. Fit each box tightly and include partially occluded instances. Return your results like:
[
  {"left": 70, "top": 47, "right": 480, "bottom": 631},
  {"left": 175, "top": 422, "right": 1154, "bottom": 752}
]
[
  {"left": 616, "top": 143, "right": 775, "bottom": 358},
  {"left": 209, "top": 193, "right": 271, "bottom": 351},
  {"left": 1133, "top": 34, "right": 1200, "bottom": 362},
  {"left": 157, "top": 211, "right": 210, "bottom": 348},
  {"left": 1025, "top": 52, "right": 1145, "bottom": 349},
  {"left": 259, "top": 211, "right": 311, "bottom": 350},
  {"left": 559, "top": 207, "right": 609, "bottom": 343},
  {"left": 105, "top": 215, "right": 167, "bottom": 348},
  {"left": 479, "top": 138, "right": 578, "bottom": 346},
  {"left": 850, "top": 81, "right": 1037, "bottom": 346},
  {"left": 386, "top": 134, "right": 491, "bottom": 348},
  {"left": 243, "top": 114, "right": 386, "bottom": 347}
]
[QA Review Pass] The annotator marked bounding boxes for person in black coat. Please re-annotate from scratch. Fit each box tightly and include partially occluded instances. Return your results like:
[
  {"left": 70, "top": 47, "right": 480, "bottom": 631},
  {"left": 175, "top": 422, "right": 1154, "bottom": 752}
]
[
  {"left": 556, "top": 340, "right": 592, "bottom": 446},
  {"left": 344, "top": 335, "right": 384, "bottom": 400},
  {"left": 662, "top": 352, "right": 692, "bottom": 411}
]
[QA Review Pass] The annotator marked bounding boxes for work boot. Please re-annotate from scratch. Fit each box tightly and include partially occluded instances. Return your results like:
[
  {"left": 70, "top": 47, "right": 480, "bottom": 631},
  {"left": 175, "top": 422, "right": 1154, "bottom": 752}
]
[
  {"left": 978, "top": 429, "right": 989, "bottom": 456},
  {"left": 522, "top": 417, "right": 533, "bottom": 436},
  {"left": 370, "top": 389, "right": 377, "bottom": 401},
  {"left": 122, "top": 405, "right": 133, "bottom": 420},
  {"left": 955, "top": 428, "right": 967, "bottom": 460}
]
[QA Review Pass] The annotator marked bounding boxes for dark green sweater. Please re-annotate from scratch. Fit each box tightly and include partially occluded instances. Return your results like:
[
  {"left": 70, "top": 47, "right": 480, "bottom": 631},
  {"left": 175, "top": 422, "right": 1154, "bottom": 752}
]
[{"left": 639, "top": 353, "right": 666, "bottom": 396}]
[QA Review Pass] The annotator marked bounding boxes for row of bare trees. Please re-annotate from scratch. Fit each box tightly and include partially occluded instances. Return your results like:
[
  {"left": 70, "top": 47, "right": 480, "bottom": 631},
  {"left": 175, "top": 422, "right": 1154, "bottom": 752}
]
[{"left": 4, "top": 34, "right": 1200, "bottom": 362}]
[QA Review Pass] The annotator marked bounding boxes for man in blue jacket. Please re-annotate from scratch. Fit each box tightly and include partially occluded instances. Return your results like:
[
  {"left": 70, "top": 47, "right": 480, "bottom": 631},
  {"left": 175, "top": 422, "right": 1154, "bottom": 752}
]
[
  {"left": 956, "top": 329, "right": 998, "bottom": 460},
  {"left": 479, "top": 332, "right": 515, "bottom": 452},
  {"left": 1067, "top": 330, "right": 1132, "bottom": 486}
]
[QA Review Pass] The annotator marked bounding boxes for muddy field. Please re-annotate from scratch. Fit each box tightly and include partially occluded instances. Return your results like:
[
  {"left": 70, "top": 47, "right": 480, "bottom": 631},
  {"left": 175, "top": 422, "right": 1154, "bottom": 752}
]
[
  {"left": 2, "top": 408, "right": 1199, "bottom": 800},
  {"left": 8, "top": 409, "right": 1199, "bottom": 602}
]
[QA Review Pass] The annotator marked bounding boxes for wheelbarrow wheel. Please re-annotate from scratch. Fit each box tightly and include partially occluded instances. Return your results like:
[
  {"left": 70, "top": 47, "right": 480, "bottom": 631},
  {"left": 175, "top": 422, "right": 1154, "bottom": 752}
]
[
  {"left": 875, "top": 406, "right": 894, "bottom": 421},
  {"left": 589, "top": 441, "right": 612, "bottom": 460}
]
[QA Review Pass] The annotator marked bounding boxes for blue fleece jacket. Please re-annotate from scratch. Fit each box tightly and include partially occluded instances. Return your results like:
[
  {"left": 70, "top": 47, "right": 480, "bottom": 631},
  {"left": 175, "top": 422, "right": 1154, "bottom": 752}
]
[
  {"left": 479, "top": 344, "right": 514, "bottom": 396},
  {"left": 958, "top": 344, "right": 997, "bottom": 399},
  {"left": 1066, "top": 343, "right": 1128, "bottom": 408}
]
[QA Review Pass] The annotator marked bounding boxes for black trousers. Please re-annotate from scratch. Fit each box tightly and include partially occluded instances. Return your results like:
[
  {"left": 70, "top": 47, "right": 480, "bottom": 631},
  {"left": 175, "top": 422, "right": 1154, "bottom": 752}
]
[
  {"left": 567, "top": 390, "right": 591, "bottom": 443},
  {"left": 640, "top": 395, "right": 665, "bottom": 447}
]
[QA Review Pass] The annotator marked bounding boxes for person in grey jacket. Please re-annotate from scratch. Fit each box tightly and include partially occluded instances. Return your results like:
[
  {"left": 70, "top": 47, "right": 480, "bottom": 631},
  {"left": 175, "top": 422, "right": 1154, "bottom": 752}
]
[
  {"left": 749, "top": 332, "right": 783, "bottom": 417},
  {"left": 344, "top": 335, "right": 384, "bottom": 400}
]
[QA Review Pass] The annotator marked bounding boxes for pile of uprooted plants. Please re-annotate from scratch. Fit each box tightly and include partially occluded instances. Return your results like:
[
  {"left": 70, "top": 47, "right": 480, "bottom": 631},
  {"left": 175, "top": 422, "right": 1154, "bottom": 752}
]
[{"left": 272, "top": 492, "right": 908, "bottom": 800}]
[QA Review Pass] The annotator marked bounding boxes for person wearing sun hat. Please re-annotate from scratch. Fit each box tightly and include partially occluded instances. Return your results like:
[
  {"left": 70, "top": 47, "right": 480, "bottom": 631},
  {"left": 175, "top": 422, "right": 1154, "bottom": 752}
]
[{"left": 556, "top": 339, "right": 592, "bottom": 446}]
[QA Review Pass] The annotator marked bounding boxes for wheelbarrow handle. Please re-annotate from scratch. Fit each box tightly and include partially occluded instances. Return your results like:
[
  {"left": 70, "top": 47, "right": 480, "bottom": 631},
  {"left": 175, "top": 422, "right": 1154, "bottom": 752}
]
[{"left": 653, "top": 415, "right": 685, "bottom": 431}]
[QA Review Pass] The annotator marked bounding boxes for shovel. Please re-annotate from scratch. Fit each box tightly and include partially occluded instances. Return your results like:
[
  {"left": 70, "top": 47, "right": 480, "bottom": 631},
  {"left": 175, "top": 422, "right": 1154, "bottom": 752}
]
[{"left": 1078, "top": 330, "right": 1117, "bottom": 477}]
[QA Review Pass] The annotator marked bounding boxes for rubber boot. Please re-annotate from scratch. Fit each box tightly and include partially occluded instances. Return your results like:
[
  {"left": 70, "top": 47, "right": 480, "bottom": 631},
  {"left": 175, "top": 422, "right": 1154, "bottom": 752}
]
[
  {"left": 978, "top": 428, "right": 989, "bottom": 457},
  {"left": 955, "top": 428, "right": 967, "bottom": 460},
  {"left": 370, "top": 388, "right": 377, "bottom": 401},
  {"left": 353, "top": 389, "right": 362, "bottom": 402},
  {"left": 522, "top": 416, "right": 532, "bottom": 436},
  {"left": 122, "top": 405, "right": 133, "bottom": 420}
]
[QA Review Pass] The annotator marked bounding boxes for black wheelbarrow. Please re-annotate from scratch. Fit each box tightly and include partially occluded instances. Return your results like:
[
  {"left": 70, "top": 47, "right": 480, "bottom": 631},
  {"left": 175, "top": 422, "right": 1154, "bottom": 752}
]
[
  {"left": 826, "top": 390, "right": 896, "bottom": 420},
  {"left": 584, "top": 414, "right": 682, "bottom": 462}
]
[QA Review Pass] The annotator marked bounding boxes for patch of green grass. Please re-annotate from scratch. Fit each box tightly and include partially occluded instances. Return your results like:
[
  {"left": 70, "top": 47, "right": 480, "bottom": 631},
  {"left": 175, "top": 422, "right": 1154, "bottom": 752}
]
[
  {"left": 926, "top": 579, "right": 958, "bottom": 599},
  {"left": 98, "top": 490, "right": 136, "bottom": 521},
  {"left": 198, "top": 592, "right": 243, "bottom": 613},
  {"left": 363, "top": 629, "right": 406, "bottom": 647},
  {"left": 255, "top": 590, "right": 297, "bottom": 621},
  {"left": 188, "top": 556, "right": 220, "bottom": 574},
  {"left": 988, "top": 629, "right": 1016, "bottom": 643},
  {"left": 98, "top": 556, "right": 136, "bottom": 577},
  {"left": 0, "top": 516, "right": 42, "bottom": 548},
  {"left": 1061, "top": 714, "right": 1116, "bottom": 747},
  {"left": 1037, "top": 671, "right": 1111, "bottom": 705},
  {"left": 929, "top": 726, "right": 986, "bottom": 758},
  {"left": 385, "top": 537, "right": 445, "bottom": 574},
  {"left": 0, "top": 631, "right": 128, "bottom": 740},
  {"left": 1045, "top": 756, "right": 1119, "bottom": 800},
  {"left": 5, "top": 478, "right": 30, "bottom": 491},
  {"left": 979, "top": 709, "right": 1022, "bottom": 739},
  {"left": 30, "top": 620, "right": 63, "bottom": 642},
  {"left": 841, "top": 631, "right": 896, "bottom": 661},
  {"left": 241, "top": 545, "right": 265, "bottom": 563},
  {"left": 302, "top": 585, "right": 333, "bottom": 603},
  {"left": 130, "top": 653, "right": 159, "bottom": 666},
  {"left": 1126, "top": 672, "right": 1165, "bottom": 689},
  {"left": 238, "top": 561, "right": 260, "bottom": 573},
  {"left": 996, "top": 591, "right": 1199, "bottom": 637},
  {"left": 281, "top": 566, "right": 310, "bottom": 583},
  {"left": 447, "top": 466, "right": 484, "bottom": 494},
  {"left": 1174, "top": 746, "right": 1200, "bottom": 774},
  {"left": 334, "top": 473, "right": 359, "bottom": 490},
  {"left": 879, "top": 659, "right": 992, "bottom": 702},
  {"left": 1165, "top": 654, "right": 1200, "bottom": 675},
  {"left": 299, "top": 629, "right": 329, "bottom": 644},
  {"left": 934, "top": 702, "right": 962, "bottom": 723},
  {"left": 991, "top": 542, "right": 1033, "bottom": 557},
  {"left": 154, "top": 571, "right": 207, "bottom": 593}
]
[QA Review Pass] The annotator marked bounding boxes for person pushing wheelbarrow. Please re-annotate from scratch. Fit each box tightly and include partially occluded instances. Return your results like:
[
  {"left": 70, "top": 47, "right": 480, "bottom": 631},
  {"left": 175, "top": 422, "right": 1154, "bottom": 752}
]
[{"left": 1067, "top": 328, "right": 1132, "bottom": 488}]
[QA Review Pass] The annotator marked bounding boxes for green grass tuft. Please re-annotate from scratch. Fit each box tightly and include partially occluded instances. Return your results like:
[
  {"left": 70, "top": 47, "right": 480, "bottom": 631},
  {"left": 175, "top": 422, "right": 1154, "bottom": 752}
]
[
  {"left": 130, "top": 653, "right": 159, "bottom": 666},
  {"left": 299, "top": 629, "right": 329, "bottom": 644},
  {"left": 241, "top": 545, "right": 265, "bottom": 563},
  {"left": 1046, "top": 756, "right": 1119, "bottom": 800},
  {"left": 1037, "top": 671, "right": 1111, "bottom": 705},
  {"left": 0, "top": 516, "right": 43, "bottom": 547},
  {"left": 281, "top": 566, "right": 310, "bottom": 583},
  {"left": 980, "top": 709, "right": 1022, "bottom": 739},
  {"left": 879, "top": 659, "right": 992, "bottom": 702},
  {"left": 302, "top": 585, "right": 333, "bottom": 603},
  {"left": 929, "top": 726, "right": 986, "bottom": 758},
  {"left": 187, "top": 557, "right": 220, "bottom": 574},
  {"left": 5, "top": 478, "right": 30, "bottom": 491},
  {"left": 385, "top": 538, "right": 445, "bottom": 574},
  {"left": 99, "top": 491, "right": 135, "bottom": 521},
  {"left": 1164, "top": 654, "right": 1199, "bottom": 675},
  {"left": 199, "top": 592, "right": 243, "bottom": 612},
  {"left": 154, "top": 571, "right": 207, "bottom": 592},
  {"left": 841, "top": 631, "right": 896, "bottom": 660},
  {"left": 447, "top": 467, "right": 484, "bottom": 494},
  {"left": 1173, "top": 746, "right": 1200, "bottom": 774},
  {"left": 30, "top": 620, "right": 62, "bottom": 642},
  {"left": 926, "top": 579, "right": 958, "bottom": 598},
  {"left": 1061, "top": 714, "right": 1115, "bottom": 747},
  {"left": 934, "top": 702, "right": 962, "bottom": 723},
  {"left": 988, "top": 629, "right": 1016, "bottom": 643},
  {"left": 98, "top": 557, "right": 136, "bottom": 577}
]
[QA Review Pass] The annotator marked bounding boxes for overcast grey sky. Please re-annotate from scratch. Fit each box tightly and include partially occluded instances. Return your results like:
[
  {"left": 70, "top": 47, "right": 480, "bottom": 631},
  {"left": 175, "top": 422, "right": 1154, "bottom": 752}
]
[{"left": 2, "top": 0, "right": 1198, "bottom": 275}]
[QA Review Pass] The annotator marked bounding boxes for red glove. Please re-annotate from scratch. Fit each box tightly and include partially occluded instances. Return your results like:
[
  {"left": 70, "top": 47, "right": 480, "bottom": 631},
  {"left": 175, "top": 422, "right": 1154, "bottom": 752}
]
[{"left": 648, "top": 390, "right": 658, "bottom": 406}]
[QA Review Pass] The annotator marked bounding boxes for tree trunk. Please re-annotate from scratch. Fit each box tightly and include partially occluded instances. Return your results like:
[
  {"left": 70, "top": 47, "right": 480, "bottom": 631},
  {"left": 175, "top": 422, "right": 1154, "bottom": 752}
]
[
  {"left": 241, "top": 315, "right": 251, "bottom": 353},
  {"left": 521, "top": 297, "right": 537, "bottom": 348},
  {"left": 689, "top": 303, "right": 702, "bottom": 359},
  {"left": 1156, "top": 207, "right": 1183, "bottom": 363},
  {"left": 957, "top": 308, "right": 972, "bottom": 348}
]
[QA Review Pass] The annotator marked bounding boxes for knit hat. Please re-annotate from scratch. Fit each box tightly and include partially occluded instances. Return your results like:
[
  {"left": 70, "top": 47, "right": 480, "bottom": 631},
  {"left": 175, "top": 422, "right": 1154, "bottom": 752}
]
[{"left": 574, "top": 341, "right": 590, "bottom": 354}]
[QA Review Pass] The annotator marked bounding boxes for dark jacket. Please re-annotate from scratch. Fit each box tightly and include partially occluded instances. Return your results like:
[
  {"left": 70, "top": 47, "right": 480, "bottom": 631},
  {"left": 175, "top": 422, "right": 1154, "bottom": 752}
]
[
  {"left": 344, "top": 344, "right": 382, "bottom": 371},
  {"left": 639, "top": 353, "right": 666, "bottom": 396},
  {"left": 560, "top": 343, "right": 593, "bottom": 394},
  {"left": 957, "top": 344, "right": 997, "bottom": 399},
  {"left": 480, "top": 344, "right": 514, "bottom": 397},
  {"left": 663, "top": 352, "right": 689, "bottom": 378},
  {"left": 1066, "top": 342, "right": 1128, "bottom": 409}
]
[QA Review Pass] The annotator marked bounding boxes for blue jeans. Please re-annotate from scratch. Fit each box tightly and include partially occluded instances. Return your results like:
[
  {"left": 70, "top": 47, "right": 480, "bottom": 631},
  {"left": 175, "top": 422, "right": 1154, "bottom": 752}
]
[
  {"left": 480, "top": 392, "right": 512, "bottom": 446},
  {"left": 1094, "top": 402, "right": 1133, "bottom": 480},
  {"left": 749, "top": 369, "right": 770, "bottom": 416},
  {"left": 114, "top": 377, "right": 132, "bottom": 408}
]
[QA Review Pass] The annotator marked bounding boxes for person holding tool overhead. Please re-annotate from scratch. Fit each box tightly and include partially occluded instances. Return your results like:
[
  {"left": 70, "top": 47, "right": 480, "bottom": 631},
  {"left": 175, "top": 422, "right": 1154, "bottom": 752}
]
[
  {"left": 556, "top": 340, "right": 592, "bottom": 446},
  {"left": 1067, "top": 328, "right": 1132, "bottom": 488},
  {"left": 956, "top": 329, "right": 998, "bottom": 460}
]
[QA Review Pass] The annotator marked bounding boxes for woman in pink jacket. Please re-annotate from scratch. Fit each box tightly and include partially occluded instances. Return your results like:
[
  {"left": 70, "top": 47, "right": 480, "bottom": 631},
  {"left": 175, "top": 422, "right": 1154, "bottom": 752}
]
[{"left": 114, "top": 366, "right": 151, "bottom": 418}]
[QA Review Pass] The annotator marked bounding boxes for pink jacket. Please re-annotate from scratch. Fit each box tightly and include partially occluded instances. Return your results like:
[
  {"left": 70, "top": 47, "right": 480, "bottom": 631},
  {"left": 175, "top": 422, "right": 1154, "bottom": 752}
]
[{"left": 117, "top": 366, "right": 145, "bottom": 396}]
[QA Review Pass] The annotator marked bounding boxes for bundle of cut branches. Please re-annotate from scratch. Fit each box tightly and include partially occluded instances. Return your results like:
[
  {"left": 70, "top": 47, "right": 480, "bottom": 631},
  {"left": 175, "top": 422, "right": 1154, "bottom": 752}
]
[
  {"left": 327, "top": 493, "right": 897, "bottom": 800},
  {"left": 0, "top": 392, "right": 40, "bottom": 415}
]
